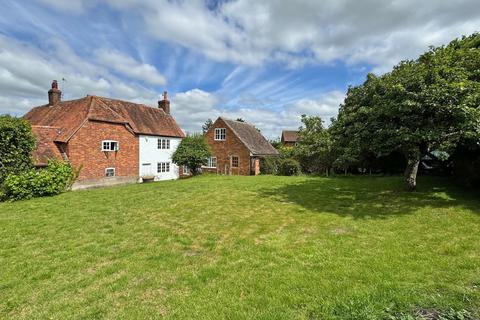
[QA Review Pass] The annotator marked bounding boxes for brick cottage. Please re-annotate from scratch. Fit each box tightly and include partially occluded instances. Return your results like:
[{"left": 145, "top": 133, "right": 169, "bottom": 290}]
[
  {"left": 204, "top": 117, "right": 279, "bottom": 175},
  {"left": 24, "top": 81, "right": 185, "bottom": 189}
]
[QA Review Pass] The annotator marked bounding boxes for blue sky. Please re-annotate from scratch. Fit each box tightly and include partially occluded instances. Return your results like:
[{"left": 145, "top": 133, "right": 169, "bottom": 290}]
[{"left": 0, "top": 0, "right": 478, "bottom": 138}]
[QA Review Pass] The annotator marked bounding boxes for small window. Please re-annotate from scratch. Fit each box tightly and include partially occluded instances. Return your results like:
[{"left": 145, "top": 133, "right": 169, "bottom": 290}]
[
  {"left": 183, "top": 165, "right": 190, "bottom": 175},
  {"left": 105, "top": 168, "right": 115, "bottom": 177},
  {"left": 157, "top": 162, "right": 170, "bottom": 173},
  {"left": 214, "top": 128, "right": 226, "bottom": 141},
  {"left": 102, "top": 140, "right": 119, "bottom": 151},
  {"left": 157, "top": 138, "right": 171, "bottom": 149},
  {"left": 206, "top": 156, "right": 217, "bottom": 168},
  {"left": 232, "top": 156, "right": 239, "bottom": 168}
]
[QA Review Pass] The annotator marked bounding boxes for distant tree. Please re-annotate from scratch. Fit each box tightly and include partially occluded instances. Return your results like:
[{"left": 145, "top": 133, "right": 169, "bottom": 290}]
[
  {"left": 295, "top": 115, "right": 335, "bottom": 176},
  {"left": 202, "top": 118, "right": 213, "bottom": 134},
  {"left": 236, "top": 118, "right": 245, "bottom": 122},
  {"left": 0, "top": 115, "right": 36, "bottom": 183},
  {"left": 172, "top": 134, "right": 212, "bottom": 175},
  {"left": 332, "top": 33, "right": 480, "bottom": 190},
  {"left": 269, "top": 138, "right": 281, "bottom": 149}
]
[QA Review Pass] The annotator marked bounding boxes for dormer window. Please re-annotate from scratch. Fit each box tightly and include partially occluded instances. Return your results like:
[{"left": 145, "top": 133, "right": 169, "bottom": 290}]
[
  {"left": 102, "top": 140, "right": 119, "bottom": 151},
  {"left": 214, "top": 128, "right": 226, "bottom": 141}
]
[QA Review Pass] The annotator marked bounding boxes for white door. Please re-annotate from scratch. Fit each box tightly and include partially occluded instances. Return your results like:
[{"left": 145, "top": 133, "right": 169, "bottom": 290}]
[{"left": 141, "top": 163, "right": 152, "bottom": 177}]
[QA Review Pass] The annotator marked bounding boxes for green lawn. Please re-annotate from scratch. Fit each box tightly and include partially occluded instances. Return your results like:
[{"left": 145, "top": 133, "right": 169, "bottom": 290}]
[{"left": 0, "top": 175, "right": 479, "bottom": 319}]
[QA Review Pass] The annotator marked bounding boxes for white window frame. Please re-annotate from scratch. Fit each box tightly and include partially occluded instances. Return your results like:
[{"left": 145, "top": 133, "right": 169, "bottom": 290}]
[
  {"left": 157, "top": 138, "right": 171, "bottom": 149},
  {"left": 105, "top": 167, "right": 115, "bottom": 177},
  {"left": 157, "top": 162, "right": 170, "bottom": 173},
  {"left": 214, "top": 128, "right": 226, "bottom": 141},
  {"left": 205, "top": 156, "right": 217, "bottom": 168},
  {"left": 183, "top": 165, "right": 190, "bottom": 175},
  {"left": 101, "top": 140, "right": 119, "bottom": 151},
  {"left": 231, "top": 155, "right": 239, "bottom": 168}
]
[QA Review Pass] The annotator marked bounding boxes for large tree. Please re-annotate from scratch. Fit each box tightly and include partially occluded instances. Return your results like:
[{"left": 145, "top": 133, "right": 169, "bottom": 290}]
[
  {"left": 295, "top": 115, "right": 335, "bottom": 175},
  {"left": 332, "top": 33, "right": 480, "bottom": 190},
  {"left": 172, "top": 134, "right": 212, "bottom": 175},
  {"left": 0, "top": 115, "right": 36, "bottom": 183}
]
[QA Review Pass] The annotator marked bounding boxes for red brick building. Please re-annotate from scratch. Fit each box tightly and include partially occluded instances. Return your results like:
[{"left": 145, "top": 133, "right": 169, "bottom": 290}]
[
  {"left": 281, "top": 130, "right": 299, "bottom": 147},
  {"left": 24, "top": 81, "right": 185, "bottom": 189},
  {"left": 204, "top": 117, "right": 278, "bottom": 175}
]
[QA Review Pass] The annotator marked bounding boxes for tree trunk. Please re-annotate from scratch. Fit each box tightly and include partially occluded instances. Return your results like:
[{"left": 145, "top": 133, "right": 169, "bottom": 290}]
[{"left": 404, "top": 155, "right": 420, "bottom": 191}]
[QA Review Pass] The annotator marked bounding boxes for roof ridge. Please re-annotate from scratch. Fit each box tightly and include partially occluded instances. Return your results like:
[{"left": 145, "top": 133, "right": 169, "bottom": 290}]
[{"left": 90, "top": 96, "right": 129, "bottom": 123}]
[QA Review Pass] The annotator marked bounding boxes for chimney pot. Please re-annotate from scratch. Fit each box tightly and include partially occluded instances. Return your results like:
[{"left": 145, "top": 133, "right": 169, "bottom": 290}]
[
  {"left": 158, "top": 90, "right": 170, "bottom": 114},
  {"left": 48, "top": 80, "right": 61, "bottom": 106}
]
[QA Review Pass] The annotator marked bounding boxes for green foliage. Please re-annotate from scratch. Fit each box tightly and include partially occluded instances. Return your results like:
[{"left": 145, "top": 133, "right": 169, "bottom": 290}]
[
  {"left": 261, "top": 147, "right": 299, "bottom": 175},
  {"left": 1, "top": 160, "right": 75, "bottom": 201},
  {"left": 277, "top": 158, "right": 301, "bottom": 176},
  {"left": 295, "top": 115, "right": 335, "bottom": 175},
  {"left": 387, "top": 308, "right": 474, "bottom": 320},
  {"left": 331, "top": 33, "right": 480, "bottom": 189},
  {"left": 202, "top": 118, "right": 213, "bottom": 134},
  {"left": 0, "top": 115, "right": 36, "bottom": 183},
  {"left": 172, "top": 134, "right": 212, "bottom": 175}
]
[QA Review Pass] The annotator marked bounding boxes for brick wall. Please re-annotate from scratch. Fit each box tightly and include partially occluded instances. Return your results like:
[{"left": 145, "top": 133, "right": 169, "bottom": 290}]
[
  {"left": 67, "top": 120, "right": 139, "bottom": 180},
  {"left": 205, "top": 118, "right": 251, "bottom": 175}
]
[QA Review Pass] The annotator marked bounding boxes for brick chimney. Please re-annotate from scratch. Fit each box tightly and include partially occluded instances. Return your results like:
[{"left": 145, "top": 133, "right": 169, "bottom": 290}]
[
  {"left": 48, "top": 80, "right": 61, "bottom": 106},
  {"left": 158, "top": 91, "right": 170, "bottom": 114}
]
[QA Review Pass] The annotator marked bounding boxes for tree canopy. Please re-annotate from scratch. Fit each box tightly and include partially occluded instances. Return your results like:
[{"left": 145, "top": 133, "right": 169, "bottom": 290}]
[
  {"left": 172, "top": 134, "right": 212, "bottom": 175},
  {"left": 331, "top": 33, "right": 480, "bottom": 190}
]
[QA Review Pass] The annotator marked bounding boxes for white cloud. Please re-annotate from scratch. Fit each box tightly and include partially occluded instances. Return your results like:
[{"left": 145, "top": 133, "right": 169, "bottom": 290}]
[
  {"left": 95, "top": 49, "right": 166, "bottom": 85},
  {"left": 0, "top": 35, "right": 160, "bottom": 115},
  {"left": 36, "top": 0, "right": 96, "bottom": 13},
  {"left": 171, "top": 88, "right": 344, "bottom": 139},
  {"left": 84, "top": 0, "right": 480, "bottom": 72}
]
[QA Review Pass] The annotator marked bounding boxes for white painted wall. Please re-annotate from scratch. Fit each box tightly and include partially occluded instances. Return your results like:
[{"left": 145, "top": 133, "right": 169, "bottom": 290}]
[{"left": 139, "top": 135, "right": 182, "bottom": 181}]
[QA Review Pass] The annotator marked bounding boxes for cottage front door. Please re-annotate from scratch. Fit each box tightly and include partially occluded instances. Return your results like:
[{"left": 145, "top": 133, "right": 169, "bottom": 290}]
[{"left": 141, "top": 163, "right": 152, "bottom": 178}]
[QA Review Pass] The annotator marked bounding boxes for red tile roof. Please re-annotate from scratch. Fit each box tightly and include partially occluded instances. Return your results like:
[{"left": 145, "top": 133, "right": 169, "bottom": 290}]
[
  {"left": 281, "top": 130, "right": 299, "bottom": 142},
  {"left": 30, "top": 126, "right": 63, "bottom": 166},
  {"left": 24, "top": 95, "right": 185, "bottom": 142}
]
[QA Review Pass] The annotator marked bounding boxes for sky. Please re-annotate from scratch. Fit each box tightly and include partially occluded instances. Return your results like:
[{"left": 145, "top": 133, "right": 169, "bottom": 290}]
[{"left": 0, "top": 0, "right": 479, "bottom": 139}]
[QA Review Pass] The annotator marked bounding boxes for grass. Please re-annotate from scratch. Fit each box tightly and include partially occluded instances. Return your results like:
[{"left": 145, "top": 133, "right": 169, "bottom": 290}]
[{"left": 0, "top": 175, "right": 479, "bottom": 319}]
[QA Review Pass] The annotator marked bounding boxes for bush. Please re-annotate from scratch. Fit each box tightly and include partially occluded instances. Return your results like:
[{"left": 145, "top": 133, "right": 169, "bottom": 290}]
[
  {"left": 0, "top": 115, "right": 36, "bottom": 183},
  {"left": 277, "top": 158, "right": 301, "bottom": 176},
  {"left": 1, "top": 160, "right": 76, "bottom": 201},
  {"left": 172, "top": 134, "right": 211, "bottom": 175},
  {"left": 260, "top": 156, "right": 279, "bottom": 175}
]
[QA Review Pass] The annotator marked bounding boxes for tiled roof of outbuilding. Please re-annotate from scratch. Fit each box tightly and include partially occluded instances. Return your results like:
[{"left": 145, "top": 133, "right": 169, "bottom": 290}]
[{"left": 281, "top": 130, "right": 299, "bottom": 142}]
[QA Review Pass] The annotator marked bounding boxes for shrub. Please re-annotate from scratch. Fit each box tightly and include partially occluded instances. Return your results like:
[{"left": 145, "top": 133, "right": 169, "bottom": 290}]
[
  {"left": 260, "top": 156, "right": 279, "bottom": 175},
  {"left": 0, "top": 115, "right": 36, "bottom": 183},
  {"left": 172, "top": 134, "right": 211, "bottom": 175},
  {"left": 277, "top": 158, "right": 301, "bottom": 176},
  {"left": 1, "top": 160, "right": 76, "bottom": 201}
]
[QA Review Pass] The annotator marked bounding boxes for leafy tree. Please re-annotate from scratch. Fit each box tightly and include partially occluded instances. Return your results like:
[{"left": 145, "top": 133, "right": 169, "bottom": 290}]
[
  {"left": 295, "top": 115, "right": 335, "bottom": 175},
  {"left": 172, "top": 134, "right": 212, "bottom": 175},
  {"left": 332, "top": 33, "right": 480, "bottom": 190},
  {"left": 0, "top": 115, "right": 36, "bottom": 183},
  {"left": 202, "top": 118, "right": 213, "bottom": 134}
]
